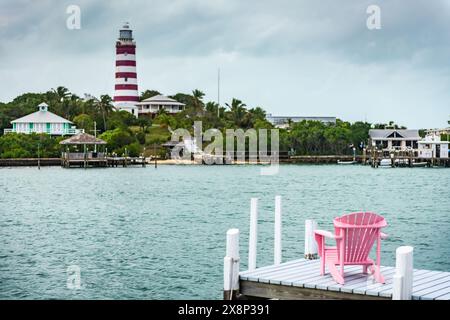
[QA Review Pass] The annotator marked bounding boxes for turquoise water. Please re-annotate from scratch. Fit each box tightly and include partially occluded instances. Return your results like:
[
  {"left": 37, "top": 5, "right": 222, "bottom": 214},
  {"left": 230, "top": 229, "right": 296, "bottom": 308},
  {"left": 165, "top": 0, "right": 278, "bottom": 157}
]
[{"left": 0, "top": 165, "right": 449, "bottom": 299}]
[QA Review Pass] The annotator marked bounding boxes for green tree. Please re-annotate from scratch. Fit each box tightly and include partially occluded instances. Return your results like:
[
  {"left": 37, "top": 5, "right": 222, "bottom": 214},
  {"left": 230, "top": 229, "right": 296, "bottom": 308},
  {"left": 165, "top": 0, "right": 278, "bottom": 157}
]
[
  {"left": 94, "top": 95, "right": 114, "bottom": 131},
  {"left": 140, "top": 90, "right": 161, "bottom": 101},
  {"left": 73, "top": 114, "right": 94, "bottom": 132},
  {"left": 99, "top": 128, "right": 137, "bottom": 152},
  {"left": 137, "top": 117, "right": 152, "bottom": 133},
  {"left": 226, "top": 98, "right": 247, "bottom": 127},
  {"left": 192, "top": 89, "right": 205, "bottom": 111}
]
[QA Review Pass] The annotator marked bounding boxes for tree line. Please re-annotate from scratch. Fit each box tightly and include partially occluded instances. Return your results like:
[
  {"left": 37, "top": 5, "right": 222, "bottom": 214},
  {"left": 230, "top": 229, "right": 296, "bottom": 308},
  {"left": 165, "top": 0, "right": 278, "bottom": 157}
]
[{"left": 0, "top": 86, "right": 414, "bottom": 158}]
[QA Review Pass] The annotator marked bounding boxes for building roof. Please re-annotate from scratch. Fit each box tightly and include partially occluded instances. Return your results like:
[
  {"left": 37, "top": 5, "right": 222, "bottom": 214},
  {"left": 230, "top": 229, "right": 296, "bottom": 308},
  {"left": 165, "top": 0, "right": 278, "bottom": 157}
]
[
  {"left": 11, "top": 104, "right": 72, "bottom": 124},
  {"left": 266, "top": 114, "right": 336, "bottom": 123},
  {"left": 369, "top": 129, "right": 420, "bottom": 140},
  {"left": 60, "top": 133, "right": 107, "bottom": 145},
  {"left": 162, "top": 140, "right": 184, "bottom": 148},
  {"left": 136, "top": 95, "right": 185, "bottom": 106}
]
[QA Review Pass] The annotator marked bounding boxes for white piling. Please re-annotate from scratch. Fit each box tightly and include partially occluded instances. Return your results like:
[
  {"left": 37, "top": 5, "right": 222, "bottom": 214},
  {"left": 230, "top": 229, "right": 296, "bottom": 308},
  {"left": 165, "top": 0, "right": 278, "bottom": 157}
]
[
  {"left": 248, "top": 198, "right": 258, "bottom": 271},
  {"left": 224, "top": 228, "right": 240, "bottom": 300},
  {"left": 392, "top": 246, "right": 414, "bottom": 300},
  {"left": 274, "top": 195, "right": 282, "bottom": 266},
  {"left": 304, "top": 219, "right": 318, "bottom": 259}
]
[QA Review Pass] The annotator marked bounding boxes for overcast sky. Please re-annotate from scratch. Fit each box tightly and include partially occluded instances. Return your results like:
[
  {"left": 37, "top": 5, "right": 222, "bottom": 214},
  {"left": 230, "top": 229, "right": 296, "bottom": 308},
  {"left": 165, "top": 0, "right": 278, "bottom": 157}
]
[{"left": 0, "top": 0, "right": 449, "bottom": 128}]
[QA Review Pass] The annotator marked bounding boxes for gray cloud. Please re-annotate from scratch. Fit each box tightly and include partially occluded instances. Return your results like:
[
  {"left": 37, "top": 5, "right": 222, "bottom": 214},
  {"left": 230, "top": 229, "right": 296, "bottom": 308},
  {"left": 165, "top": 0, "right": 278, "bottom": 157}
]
[{"left": 0, "top": 0, "right": 449, "bottom": 128}]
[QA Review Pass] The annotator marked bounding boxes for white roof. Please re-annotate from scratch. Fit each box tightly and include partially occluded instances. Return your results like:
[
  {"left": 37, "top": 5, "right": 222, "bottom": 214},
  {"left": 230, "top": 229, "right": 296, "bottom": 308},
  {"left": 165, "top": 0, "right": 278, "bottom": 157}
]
[
  {"left": 136, "top": 94, "right": 185, "bottom": 106},
  {"left": 369, "top": 129, "right": 420, "bottom": 139},
  {"left": 11, "top": 108, "right": 72, "bottom": 124}
]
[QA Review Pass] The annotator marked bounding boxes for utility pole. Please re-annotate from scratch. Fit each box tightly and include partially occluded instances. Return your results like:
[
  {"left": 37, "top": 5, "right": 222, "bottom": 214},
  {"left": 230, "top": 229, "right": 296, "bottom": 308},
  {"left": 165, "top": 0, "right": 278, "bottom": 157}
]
[
  {"left": 91, "top": 121, "right": 100, "bottom": 153},
  {"left": 37, "top": 140, "right": 41, "bottom": 170},
  {"left": 217, "top": 68, "right": 220, "bottom": 118},
  {"left": 154, "top": 142, "right": 157, "bottom": 168}
]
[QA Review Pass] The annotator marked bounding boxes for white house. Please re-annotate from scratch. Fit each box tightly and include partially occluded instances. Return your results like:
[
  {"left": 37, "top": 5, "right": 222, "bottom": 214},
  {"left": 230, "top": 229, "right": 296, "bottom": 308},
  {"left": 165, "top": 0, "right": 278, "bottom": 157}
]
[
  {"left": 4, "top": 102, "right": 84, "bottom": 135},
  {"left": 418, "top": 132, "right": 449, "bottom": 159},
  {"left": 368, "top": 129, "right": 421, "bottom": 151},
  {"left": 135, "top": 95, "right": 185, "bottom": 117}
]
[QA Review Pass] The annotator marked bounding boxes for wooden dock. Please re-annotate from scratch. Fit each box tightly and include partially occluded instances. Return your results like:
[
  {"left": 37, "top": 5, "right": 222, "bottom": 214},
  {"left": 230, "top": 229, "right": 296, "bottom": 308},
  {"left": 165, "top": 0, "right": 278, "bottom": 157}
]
[
  {"left": 239, "top": 259, "right": 450, "bottom": 300},
  {"left": 223, "top": 196, "right": 450, "bottom": 300}
]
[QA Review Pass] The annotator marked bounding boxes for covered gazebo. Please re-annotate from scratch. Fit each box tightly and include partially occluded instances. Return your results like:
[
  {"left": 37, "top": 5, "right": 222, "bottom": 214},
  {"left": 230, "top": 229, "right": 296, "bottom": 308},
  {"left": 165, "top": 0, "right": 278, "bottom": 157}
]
[{"left": 60, "top": 132, "right": 107, "bottom": 168}]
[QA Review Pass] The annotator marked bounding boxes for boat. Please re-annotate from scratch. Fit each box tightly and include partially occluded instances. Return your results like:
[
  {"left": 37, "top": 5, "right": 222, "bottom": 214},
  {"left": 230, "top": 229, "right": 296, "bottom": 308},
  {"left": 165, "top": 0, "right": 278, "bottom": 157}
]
[
  {"left": 337, "top": 160, "right": 357, "bottom": 165},
  {"left": 379, "top": 158, "right": 392, "bottom": 167},
  {"left": 412, "top": 161, "right": 427, "bottom": 167}
]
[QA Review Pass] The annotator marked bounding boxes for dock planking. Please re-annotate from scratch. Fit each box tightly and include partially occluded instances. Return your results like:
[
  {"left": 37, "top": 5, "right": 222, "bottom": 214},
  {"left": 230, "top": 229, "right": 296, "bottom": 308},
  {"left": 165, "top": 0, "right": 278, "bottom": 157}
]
[{"left": 239, "top": 258, "right": 450, "bottom": 300}]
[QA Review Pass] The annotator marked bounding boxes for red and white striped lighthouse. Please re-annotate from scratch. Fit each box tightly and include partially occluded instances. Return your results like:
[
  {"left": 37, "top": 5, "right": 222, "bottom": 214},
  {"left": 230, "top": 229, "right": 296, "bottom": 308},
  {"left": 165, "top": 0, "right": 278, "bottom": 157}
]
[{"left": 114, "top": 23, "right": 139, "bottom": 116}]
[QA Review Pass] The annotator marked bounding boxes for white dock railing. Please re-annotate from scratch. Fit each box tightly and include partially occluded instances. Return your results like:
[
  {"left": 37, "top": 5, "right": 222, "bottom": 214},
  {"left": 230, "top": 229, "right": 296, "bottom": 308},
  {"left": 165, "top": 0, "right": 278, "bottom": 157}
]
[{"left": 224, "top": 196, "right": 415, "bottom": 300}]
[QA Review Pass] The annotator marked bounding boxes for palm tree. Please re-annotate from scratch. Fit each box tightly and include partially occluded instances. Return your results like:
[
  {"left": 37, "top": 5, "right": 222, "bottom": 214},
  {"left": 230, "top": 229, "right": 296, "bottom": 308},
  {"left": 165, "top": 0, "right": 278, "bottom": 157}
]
[
  {"left": 226, "top": 98, "right": 247, "bottom": 127},
  {"left": 95, "top": 95, "right": 114, "bottom": 131},
  {"left": 52, "top": 86, "right": 70, "bottom": 101},
  {"left": 50, "top": 86, "right": 71, "bottom": 117},
  {"left": 205, "top": 101, "right": 219, "bottom": 115},
  {"left": 192, "top": 89, "right": 205, "bottom": 111}
]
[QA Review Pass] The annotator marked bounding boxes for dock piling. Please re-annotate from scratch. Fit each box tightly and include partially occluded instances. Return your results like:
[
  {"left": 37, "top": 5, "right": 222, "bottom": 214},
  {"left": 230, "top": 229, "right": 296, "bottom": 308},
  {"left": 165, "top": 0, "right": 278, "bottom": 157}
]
[
  {"left": 274, "top": 195, "right": 282, "bottom": 266},
  {"left": 248, "top": 198, "right": 258, "bottom": 271},
  {"left": 224, "top": 228, "right": 240, "bottom": 300},
  {"left": 304, "top": 220, "right": 318, "bottom": 259},
  {"left": 392, "top": 246, "right": 414, "bottom": 300}
]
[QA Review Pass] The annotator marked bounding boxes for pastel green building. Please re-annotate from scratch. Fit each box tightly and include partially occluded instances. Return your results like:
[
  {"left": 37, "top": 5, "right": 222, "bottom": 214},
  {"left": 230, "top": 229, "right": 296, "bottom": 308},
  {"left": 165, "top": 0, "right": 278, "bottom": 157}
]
[{"left": 4, "top": 102, "right": 83, "bottom": 136}]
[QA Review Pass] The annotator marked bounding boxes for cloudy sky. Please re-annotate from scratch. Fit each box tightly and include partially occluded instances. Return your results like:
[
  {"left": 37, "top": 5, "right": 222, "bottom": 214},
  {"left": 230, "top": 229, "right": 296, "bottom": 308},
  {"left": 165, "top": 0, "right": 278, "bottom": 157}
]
[{"left": 0, "top": 0, "right": 449, "bottom": 128}]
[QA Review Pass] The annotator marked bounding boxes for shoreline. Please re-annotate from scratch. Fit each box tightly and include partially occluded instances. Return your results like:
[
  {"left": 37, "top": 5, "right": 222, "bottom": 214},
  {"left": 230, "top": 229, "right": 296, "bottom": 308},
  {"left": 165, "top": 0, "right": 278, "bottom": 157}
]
[{"left": 0, "top": 156, "right": 362, "bottom": 167}]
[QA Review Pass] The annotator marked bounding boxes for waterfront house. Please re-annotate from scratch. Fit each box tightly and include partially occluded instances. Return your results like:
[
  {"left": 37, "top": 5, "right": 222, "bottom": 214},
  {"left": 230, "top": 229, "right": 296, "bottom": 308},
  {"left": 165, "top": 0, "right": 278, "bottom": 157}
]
[
  {"left": 4, "top": 102, "right": 84, "bottom": 135},
  {"left": 368, "top": 129, "right": 421, "bottom": 151},
  {"left": 418, "top": 131, "right": 449, "bottom": 159},
  {"left": 266, "top": 114, "right": 336, "bottom": 128},
  {"left": 135, "top": 95, "right": 185, "bottom": 117}
]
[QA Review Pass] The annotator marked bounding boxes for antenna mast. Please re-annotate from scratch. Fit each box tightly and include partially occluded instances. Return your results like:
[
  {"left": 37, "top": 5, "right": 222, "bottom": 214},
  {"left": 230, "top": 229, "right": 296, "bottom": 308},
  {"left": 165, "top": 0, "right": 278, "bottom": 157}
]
[{"left": 217, "top": 68, "right": 220, "bottom": 118}]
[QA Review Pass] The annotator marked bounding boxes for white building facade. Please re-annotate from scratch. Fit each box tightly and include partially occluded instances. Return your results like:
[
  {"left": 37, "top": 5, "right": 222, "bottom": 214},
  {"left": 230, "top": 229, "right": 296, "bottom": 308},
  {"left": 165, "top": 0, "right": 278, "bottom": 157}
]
[
  {"left": 135, "top": 95, "right": 185, "bottom": 116},
  {"left": 418, "top": 132, "right": 449, "bottom": 159},
  {"left": 4, "top": 102, "right": 83, "bottom": 135}
]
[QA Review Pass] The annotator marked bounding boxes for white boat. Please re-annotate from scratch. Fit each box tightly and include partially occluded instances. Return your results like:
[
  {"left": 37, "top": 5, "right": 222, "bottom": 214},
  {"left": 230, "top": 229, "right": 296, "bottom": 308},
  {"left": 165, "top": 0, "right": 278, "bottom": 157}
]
[
  {"left": 379, "top": 159, "right": 392, "bottom": 167},
  {"left": 412, "top": 161, "right": 427, "bottom": 167},
  {"left": 337, "top": 160, "right": 357, "bottom": 165}
]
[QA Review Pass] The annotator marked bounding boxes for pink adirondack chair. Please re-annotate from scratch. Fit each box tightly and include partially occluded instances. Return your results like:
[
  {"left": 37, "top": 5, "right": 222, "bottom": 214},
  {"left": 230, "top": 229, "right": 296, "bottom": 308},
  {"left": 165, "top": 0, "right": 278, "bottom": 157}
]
[{"left": 314, "top": 212, "right": 388, "bottom": 285}]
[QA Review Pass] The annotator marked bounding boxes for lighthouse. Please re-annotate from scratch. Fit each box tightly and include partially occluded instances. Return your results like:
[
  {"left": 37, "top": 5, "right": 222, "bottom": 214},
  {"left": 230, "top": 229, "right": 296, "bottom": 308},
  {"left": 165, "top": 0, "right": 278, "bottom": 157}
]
[{"left": 114, "top": 23, "right": 139, "bottom": 116}]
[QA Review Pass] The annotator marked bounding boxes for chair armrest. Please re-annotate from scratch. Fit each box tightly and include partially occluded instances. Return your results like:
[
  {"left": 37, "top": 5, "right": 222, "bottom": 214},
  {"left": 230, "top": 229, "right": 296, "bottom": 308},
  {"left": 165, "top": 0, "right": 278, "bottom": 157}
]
[
  {"left": 314, "top": 230, "right": 342, "bottom": 239},
  {"left": 380, "top": 232, "right": 388, "bottom": 240}
]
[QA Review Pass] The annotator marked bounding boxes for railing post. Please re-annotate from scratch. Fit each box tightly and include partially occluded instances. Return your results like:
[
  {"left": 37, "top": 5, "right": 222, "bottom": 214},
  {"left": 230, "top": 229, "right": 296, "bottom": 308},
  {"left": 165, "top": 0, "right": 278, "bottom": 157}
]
[
  {"left": 392, "top": 246, "right": 414, "bottom": 300},
  {"left": 304, "top": 219, "right": 318, "bottom": 259},
  {"left": 223, "top": 228, "right": 240, "bottom": 300},
  {"left": 248, "top": 198, "right": 258, "bottom": 271},
  {"left": 274, "top": 195, "right": 282, "bottom": 266}
]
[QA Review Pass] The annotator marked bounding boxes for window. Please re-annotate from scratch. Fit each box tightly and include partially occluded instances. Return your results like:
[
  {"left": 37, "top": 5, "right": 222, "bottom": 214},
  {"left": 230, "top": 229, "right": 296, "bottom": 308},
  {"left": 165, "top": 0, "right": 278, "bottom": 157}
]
[{"left": 125, "top": 77, "right": 128, "bottom": 82}]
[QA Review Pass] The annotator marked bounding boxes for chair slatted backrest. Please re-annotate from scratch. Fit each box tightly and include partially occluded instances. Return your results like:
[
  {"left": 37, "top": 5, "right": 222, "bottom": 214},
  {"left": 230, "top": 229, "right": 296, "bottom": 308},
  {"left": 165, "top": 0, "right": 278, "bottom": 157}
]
[{"left": 334, "top": 212, "right": 386, "bottom": 263}]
